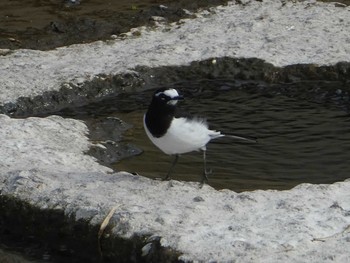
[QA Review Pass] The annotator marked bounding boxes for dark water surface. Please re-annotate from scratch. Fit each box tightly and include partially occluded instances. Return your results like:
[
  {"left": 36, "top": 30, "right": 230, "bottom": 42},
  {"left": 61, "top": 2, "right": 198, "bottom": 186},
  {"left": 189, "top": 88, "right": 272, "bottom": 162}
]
[
  {"left": 55, "top": 78, "right": 350, "bottom": 192},
  {"left": 106, "top": 80, "right": 350, "bottom": 191}
]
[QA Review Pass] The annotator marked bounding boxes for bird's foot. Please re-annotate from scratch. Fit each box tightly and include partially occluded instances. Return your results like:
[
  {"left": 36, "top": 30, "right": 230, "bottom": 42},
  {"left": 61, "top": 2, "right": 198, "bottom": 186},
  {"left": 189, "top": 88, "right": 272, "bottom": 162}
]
[
  {"left": 200, "top": 168, "right": 212, "bottom": 187},
  {"left": 162, "top": 174, "right": 171, "bottom": 181}
]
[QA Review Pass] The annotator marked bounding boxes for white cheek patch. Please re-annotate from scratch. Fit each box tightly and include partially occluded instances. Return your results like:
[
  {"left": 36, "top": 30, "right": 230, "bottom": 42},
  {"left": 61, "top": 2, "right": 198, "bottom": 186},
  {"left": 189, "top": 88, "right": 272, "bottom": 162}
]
[{"left": 167, "top": 100, "right": 178, "bottom": 105}]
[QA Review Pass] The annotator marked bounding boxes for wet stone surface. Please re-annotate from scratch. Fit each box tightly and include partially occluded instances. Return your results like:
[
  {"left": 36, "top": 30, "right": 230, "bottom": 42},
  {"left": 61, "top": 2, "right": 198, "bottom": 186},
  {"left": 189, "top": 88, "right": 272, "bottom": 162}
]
[
  {"left": 86, "top": 117, "right": 143, "bottom": 166},
  {"left": 1, "top": 58, "right": 349, "bottom": 117}
]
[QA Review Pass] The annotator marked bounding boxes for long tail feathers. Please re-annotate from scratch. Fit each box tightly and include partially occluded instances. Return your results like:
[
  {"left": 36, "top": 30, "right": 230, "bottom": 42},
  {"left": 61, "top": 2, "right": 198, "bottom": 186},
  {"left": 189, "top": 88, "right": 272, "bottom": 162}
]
[
  {"left": 209, "top": 129, "right": 257, "bottom": 143},
  {"left": 224, "top": 133, "right": 257, "bottom": 143}
]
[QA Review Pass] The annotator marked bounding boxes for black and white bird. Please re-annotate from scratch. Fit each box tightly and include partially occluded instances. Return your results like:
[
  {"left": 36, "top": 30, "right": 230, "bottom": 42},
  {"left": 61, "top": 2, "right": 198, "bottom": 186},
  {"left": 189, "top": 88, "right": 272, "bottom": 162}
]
[{"left": 143, "top": 87, "right": 254, "bottom": 184}]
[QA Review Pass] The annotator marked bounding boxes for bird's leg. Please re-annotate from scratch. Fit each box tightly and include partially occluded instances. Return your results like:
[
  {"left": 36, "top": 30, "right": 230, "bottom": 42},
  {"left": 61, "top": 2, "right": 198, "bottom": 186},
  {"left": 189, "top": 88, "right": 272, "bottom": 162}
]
[
  {"left": 201, "top": 150, "right": 212, "bottom": 185},
  {"left": 163, "top": 154, "right": 179, "bottom": 180}
]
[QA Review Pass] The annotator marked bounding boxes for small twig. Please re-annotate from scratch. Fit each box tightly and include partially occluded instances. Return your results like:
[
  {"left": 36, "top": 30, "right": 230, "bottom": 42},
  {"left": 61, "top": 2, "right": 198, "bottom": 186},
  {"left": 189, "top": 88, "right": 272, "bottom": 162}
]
[{"left": 98, "top": 206, "right": 118, "bottom": 257}]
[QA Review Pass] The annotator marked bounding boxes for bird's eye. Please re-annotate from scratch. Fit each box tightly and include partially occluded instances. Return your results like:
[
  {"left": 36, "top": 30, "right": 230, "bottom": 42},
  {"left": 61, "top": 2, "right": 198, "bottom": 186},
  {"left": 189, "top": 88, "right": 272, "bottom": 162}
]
[{"left": 159, "top": 94, "right": 167, "bottom": 100}]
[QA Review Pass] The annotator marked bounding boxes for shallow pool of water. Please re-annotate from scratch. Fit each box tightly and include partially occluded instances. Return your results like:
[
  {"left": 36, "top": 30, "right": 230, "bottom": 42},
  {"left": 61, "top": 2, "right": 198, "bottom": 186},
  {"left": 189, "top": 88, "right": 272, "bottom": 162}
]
[
  {"left": 63, "top": 78, "right": 350, "bottom": 192},
  {"left": 116, "top": 88, "right": 349, "bottom": 191}
]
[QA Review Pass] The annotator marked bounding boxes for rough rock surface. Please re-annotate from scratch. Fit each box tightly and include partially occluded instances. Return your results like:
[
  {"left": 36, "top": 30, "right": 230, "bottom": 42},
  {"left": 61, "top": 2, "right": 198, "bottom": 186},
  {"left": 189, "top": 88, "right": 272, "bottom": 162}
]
[{"left": 1, "top": 0, "right": 350, "bottom": 262}]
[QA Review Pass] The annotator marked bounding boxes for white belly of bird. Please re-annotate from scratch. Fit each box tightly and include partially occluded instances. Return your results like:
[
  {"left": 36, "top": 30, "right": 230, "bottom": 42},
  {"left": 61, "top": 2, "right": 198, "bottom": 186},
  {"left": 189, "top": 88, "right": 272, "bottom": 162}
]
[{"left": 144, "top": 116, "right": 222, "bottom": 155}]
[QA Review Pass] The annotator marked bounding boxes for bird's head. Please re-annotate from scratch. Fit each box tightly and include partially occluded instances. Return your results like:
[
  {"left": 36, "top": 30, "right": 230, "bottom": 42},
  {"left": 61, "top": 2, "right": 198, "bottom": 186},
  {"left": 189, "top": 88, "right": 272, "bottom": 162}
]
[{"left": 153, "top": 88, "right": 184, "bottom": 106}]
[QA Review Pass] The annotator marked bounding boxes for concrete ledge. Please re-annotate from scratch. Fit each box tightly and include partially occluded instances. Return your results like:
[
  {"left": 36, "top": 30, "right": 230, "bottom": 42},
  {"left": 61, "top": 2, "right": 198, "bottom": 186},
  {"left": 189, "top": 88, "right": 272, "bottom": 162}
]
[
  {"left": 0, "top": 189, "right": 180, "bottom": 262},
  {"left": 2, "top": 168, "right": 350, "bottom": 262}
]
